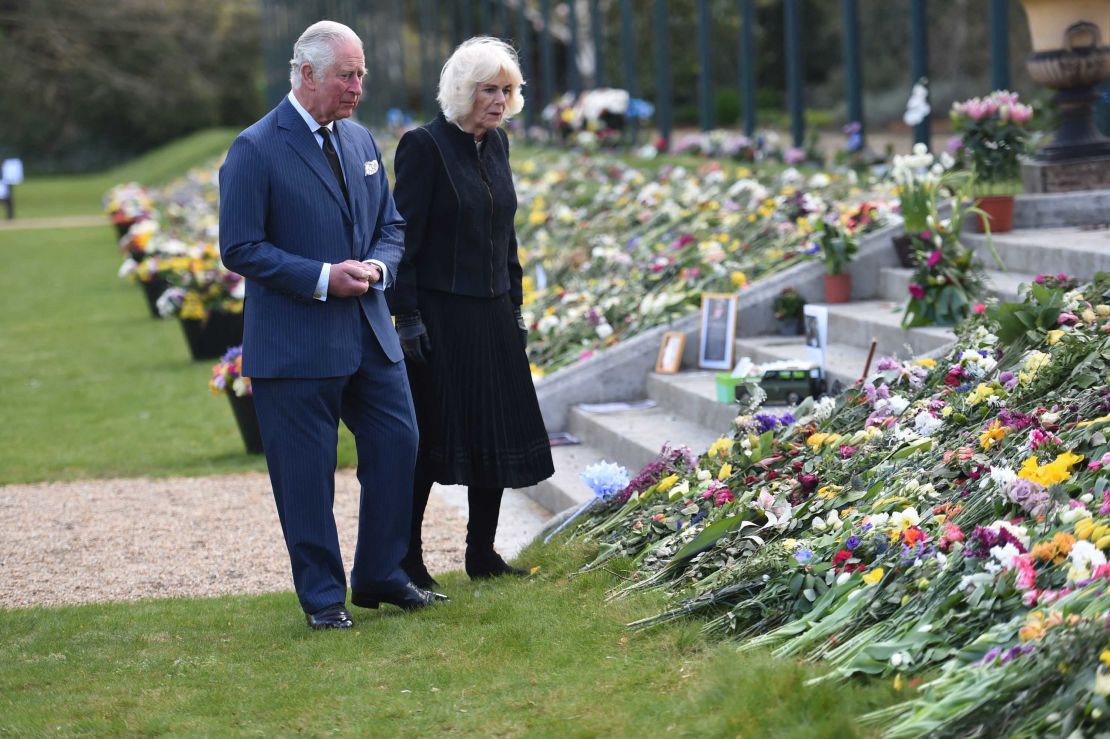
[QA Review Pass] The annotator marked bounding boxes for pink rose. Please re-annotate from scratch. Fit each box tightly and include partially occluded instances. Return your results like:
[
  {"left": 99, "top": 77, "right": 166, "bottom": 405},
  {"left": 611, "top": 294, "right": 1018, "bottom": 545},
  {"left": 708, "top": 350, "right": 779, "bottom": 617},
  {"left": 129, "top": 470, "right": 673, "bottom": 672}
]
[
  {"left": 927, "top": 250, "right": 942, "bottom": 268},
  {"left": 909, "top": 283, "right": 926, "bottom": 300}
]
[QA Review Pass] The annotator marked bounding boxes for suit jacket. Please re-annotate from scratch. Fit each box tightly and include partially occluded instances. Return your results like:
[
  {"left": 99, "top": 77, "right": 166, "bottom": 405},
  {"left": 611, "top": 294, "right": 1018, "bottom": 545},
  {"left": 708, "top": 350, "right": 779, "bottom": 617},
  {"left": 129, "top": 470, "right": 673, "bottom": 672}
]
[
  {"left": 388, "top": 114, "right": 523, "bottom": 316},
  {"left": 219, "top": 97, "right": 405, "bottom": 378}
]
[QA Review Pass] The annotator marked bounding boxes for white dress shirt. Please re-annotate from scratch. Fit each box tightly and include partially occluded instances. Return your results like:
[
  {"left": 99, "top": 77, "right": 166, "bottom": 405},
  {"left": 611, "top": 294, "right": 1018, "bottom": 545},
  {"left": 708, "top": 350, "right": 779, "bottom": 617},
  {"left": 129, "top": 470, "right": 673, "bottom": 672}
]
[{"left": 287, "top": 92, "right": 387, "bottom": 301}]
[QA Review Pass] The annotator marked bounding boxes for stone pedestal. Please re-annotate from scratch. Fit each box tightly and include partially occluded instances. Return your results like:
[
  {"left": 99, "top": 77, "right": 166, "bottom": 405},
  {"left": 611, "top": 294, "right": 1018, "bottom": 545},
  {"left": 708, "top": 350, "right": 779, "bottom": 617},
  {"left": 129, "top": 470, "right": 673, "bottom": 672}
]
[{"left": 1023, "top": 155, "right": 1110, "bottom": 193}]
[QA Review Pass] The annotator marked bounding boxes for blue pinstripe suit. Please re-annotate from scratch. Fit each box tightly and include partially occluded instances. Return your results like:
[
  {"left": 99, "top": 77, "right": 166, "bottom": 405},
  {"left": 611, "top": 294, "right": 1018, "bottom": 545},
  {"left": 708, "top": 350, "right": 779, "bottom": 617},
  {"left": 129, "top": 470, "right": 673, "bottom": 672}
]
[{"left": 220, "top": 97, "right": 418, "bottom": 612}]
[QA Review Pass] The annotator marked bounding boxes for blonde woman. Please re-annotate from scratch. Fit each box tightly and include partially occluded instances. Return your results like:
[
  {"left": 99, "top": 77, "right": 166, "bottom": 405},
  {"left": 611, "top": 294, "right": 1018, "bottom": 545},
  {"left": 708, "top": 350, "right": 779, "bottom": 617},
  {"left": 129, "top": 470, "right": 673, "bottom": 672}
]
[{"left": 390, "top": 37, "right": 553, "bottom": 587}]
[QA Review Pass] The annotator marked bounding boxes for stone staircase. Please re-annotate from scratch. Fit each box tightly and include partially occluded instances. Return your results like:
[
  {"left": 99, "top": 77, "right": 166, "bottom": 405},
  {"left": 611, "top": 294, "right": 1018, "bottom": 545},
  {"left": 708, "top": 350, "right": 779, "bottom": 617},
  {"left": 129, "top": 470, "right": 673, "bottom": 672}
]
[{"left": 522, "top": 224, "right": 1110, "bottom": 516}]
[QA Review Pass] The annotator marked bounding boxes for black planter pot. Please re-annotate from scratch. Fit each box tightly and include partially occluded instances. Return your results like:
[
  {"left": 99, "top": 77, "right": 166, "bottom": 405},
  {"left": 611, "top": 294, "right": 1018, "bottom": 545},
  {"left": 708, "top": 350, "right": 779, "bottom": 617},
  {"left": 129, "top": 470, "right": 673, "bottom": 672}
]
[
  {"left": 139, "top": 277, "right": 169, "bottom": 319},
  {"left": 891, "top": 233, "right": 917, "bottom": 268},
  {"left": 227, "top": 393, "right": 264, "bottom": 455},
  {"left": 775, "top": 316, "right": 805, "bottom": 336},
  {"left": 179, "top": 311, "right": 244, "bottom": 360}
]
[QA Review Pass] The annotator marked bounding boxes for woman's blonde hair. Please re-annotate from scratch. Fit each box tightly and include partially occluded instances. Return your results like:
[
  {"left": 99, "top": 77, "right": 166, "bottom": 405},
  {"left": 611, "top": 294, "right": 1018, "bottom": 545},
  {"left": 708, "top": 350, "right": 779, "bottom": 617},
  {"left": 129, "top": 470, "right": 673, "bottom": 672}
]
[{"left": 437, "top": 37, "right": 526, "bottom": 123}]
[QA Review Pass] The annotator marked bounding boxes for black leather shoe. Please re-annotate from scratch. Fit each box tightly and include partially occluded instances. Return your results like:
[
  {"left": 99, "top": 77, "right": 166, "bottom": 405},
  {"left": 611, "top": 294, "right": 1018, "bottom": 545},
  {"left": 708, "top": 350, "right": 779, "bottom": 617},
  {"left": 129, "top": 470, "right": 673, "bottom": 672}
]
[
  {"left": 305, "top": 603, "right": 353, "bottom": 630},
  {"left": 351, "top": 581, "right": 449, "bottom": 611},
  {"left": 466, "top": 549, "right": 528, "bottom": 580}
]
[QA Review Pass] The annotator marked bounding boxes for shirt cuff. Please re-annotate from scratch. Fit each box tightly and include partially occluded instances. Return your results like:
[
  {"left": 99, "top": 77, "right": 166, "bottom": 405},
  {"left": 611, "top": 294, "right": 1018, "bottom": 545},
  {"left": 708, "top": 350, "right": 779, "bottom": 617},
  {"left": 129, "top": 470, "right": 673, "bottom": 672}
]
[
  {"left": 363, "top": 259, "right": 387, "bottom": 291},
  {"left": 314, "top": 263, "right": 330, "bottom": 301}
]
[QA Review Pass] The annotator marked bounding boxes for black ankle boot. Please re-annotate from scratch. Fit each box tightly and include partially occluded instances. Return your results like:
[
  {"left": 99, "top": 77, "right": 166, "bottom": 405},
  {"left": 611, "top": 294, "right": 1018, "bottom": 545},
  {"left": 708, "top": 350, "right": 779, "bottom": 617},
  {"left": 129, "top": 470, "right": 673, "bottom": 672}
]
[
  {"left": 401, "top": 551, "right": 440, "bottom": 590},
  {"left": 465, "top": 486, "right": 528, "bottom": 580},
  {"left": 465, "top": 547, "right": 527, "bottom": 580},
  {"left": 402, "top": 471, "right": 440, "bottom": 590}
]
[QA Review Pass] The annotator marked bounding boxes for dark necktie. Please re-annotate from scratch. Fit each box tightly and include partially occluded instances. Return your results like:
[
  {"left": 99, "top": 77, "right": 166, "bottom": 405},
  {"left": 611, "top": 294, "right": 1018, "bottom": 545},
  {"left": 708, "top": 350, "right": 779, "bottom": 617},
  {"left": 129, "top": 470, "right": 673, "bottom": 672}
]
[{"left": 317, "top": 126, "right": 349, "bottom": 203}]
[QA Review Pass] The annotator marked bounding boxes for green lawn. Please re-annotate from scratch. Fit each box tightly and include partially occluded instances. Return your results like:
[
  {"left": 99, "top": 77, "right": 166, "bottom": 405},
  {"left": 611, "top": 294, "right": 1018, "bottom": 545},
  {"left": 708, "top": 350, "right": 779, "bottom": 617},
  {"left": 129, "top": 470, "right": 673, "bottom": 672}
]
[
  {"left": 0, "top": 543, "right": 897, "bottom": 737},
  {"left": 12, "top": 128, "right": 239, "bottom": 219},
  {"left": 0, "top": 135, "right": 902, "bottom": 736}
]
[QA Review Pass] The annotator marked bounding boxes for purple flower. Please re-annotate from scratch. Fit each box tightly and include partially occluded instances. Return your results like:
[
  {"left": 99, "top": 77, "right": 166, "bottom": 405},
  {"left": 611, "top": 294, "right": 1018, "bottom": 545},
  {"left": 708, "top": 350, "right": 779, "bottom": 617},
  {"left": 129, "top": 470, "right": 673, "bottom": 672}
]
[
  {"left": 845, "top": 535, "right": 861, "bottom": 550},
  {"left": 794, "top": 547, "right": 813, "bottom": 564}
]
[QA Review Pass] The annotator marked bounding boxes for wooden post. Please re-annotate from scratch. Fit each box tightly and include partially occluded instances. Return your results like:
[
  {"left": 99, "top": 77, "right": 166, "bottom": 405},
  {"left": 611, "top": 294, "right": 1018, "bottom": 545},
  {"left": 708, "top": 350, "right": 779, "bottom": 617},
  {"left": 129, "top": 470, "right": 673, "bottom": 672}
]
[
  {"left": 910, "top": 0, "right": 931, "bottom": 147},
  {"left": 990, "top": 0, "right": 1010, "bottom": 91},
  {"left": 697, "top": 0, "right": 714, "bottom": 131},
  {"left": 591, "top": 0, "right": 604, "bottom": 88},
  {"left": 784, "top": 0, "right": 805, "bottom": 148},
  {"left": 739, "top": 0, "right": 756, "bottom": 136},
  {"left": 842, "top": 0, "right": 864, "bottom": 145},
  {"left": 654, "top": 0, "right": 673, "bottom": 148}
]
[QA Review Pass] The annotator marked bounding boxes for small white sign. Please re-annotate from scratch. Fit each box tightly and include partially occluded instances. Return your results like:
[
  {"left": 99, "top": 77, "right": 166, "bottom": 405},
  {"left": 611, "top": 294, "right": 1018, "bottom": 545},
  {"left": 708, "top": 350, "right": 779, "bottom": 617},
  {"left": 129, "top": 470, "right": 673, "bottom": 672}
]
[
  {"left": 0, "top": 182, "right": 8, "bottom": 199},
  {"left": 2, "top": 159, "right": 23, "bottom": 185}
]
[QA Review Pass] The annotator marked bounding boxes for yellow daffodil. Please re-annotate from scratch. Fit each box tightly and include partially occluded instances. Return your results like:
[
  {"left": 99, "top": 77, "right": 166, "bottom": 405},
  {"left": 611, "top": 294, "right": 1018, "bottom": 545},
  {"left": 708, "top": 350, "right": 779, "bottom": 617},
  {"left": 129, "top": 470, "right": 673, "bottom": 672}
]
[
  {"left": 1018, "top": 451, "right": 1084, "bottom": 487},
  {"left": 862, "top": 568, "right": 885, "bottom": 585},
  {"left": 717, "top": 463, "right": 733, "bottom": 481},
  {"left": 979, "top": 420, "right": 1007, "bottom": 451},
  {"left": 708, "top": 437, "right": 734, "bottom": 458},
  {"left": 655, "top": 474, "right": 679, "bottom": 493}
]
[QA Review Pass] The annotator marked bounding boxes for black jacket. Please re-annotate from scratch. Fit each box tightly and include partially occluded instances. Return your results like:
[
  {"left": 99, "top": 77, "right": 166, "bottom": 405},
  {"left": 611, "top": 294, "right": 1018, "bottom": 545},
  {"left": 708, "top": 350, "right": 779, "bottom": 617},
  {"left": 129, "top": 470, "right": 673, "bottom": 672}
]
[{"left": 389, "top": 113, "right": 523, "bottom": 315}]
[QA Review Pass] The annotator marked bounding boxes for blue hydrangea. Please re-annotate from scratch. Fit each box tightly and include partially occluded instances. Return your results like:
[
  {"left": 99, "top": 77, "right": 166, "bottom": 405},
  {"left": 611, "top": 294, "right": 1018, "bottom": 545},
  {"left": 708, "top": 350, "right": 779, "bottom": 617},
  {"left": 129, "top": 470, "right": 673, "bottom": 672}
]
[{"left": 580, "top": 460, "right": 631, "bottom": 499}]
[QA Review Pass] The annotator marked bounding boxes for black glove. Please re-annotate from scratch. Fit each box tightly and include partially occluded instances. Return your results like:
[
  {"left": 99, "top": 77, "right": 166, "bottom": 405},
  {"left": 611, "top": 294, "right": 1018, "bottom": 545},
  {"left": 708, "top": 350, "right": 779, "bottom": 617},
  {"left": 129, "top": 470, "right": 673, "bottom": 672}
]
[
  {"left": 513, "top": 306, "right": 527, "bottom": 350},
  {"left": 396, "top": 311, "right": 432, "bottom": 364}
]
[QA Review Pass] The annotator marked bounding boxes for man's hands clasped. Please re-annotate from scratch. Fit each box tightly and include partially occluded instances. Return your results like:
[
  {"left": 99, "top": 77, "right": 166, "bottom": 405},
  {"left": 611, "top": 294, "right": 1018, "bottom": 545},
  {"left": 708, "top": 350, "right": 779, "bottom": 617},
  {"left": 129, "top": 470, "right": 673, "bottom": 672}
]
[{"left": 329, "top": 259, "right": 381, "bottom": 298}]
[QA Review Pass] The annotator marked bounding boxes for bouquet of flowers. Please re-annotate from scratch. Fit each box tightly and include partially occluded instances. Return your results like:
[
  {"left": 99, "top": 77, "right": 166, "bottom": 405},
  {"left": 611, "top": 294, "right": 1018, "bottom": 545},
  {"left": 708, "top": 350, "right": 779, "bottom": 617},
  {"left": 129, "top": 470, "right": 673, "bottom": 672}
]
[
  {"left": 900, "top": 189, "right": 999, "bottom": 328},
  {"left": 817, "top": 218, "right": 858, "bottom": 276},
  {"left": 102, "top": 182, "right": 154, "bottom": 231},
  {"left": 950, "top": 90, "right": 1035, "bottom": 193},
  {"left": 154, "top": 244, "right": 244, "bottom": 321},
  {"left": 557, "top": 266, "right": 1110, "bottom": 736},
  {"left": 209, "top": 345, "right": 251, "bottom": 397}
]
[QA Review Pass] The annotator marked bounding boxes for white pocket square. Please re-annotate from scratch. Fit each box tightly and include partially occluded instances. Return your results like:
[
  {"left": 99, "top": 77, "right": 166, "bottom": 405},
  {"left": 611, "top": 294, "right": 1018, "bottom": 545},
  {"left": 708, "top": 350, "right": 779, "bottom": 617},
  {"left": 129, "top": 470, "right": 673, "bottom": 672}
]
[{"left": 364, "top": 160, "right": 379, "bottom": 176}]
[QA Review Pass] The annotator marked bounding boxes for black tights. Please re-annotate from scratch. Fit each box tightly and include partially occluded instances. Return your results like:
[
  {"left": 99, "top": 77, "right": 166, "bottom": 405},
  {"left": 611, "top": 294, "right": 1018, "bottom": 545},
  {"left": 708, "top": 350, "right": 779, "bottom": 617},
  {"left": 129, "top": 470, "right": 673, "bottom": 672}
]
[{"left": 408, "top": 468, "right": 504, "bottom": 559}]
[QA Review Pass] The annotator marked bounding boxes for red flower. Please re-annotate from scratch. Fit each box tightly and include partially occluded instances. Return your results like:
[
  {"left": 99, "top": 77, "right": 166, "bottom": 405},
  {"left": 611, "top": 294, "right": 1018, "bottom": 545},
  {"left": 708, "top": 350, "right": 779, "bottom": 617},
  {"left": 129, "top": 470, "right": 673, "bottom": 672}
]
[
  {"left": 832, "top": 550, "right": 852, "bottom": 567},
  {"left": 908, "top": 283, "right": 926, "bottom": 300}
]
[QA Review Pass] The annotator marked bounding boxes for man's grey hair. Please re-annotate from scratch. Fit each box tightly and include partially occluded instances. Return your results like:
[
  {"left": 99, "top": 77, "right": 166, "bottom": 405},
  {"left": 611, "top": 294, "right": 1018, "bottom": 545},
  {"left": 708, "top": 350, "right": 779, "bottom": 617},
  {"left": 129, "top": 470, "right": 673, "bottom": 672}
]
[{"left": 289, "top": 20, "right": 362, "bottom": 89}]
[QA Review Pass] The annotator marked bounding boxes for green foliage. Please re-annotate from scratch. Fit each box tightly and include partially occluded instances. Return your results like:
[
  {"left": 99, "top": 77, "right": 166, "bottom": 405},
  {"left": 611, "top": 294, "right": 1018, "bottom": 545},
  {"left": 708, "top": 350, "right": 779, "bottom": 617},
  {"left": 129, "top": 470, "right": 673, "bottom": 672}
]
[
  {"left": 818, "top": 219, "right": 858, "bottom": 276},
  {"left": 14, "top": 129, "right": 237, "bottom": 219},
  {"left": 0, "top": 541, "right": 899, "bottom": 735},
  {"left": 0, "top": 0, "right": 261, "bottom": 173}
]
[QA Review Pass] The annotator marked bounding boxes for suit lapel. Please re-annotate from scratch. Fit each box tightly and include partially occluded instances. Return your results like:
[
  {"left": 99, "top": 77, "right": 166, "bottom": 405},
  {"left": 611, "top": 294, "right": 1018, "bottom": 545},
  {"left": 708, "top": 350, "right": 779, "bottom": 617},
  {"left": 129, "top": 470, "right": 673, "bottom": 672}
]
[{"left": 277, "top": 100, "right": 352, "bottom": 222}]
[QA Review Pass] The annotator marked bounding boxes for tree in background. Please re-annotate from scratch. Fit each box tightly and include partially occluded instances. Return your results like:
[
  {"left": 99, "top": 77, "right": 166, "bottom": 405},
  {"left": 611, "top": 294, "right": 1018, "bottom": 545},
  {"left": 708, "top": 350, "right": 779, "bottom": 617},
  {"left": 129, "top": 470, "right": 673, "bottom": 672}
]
[{"left": 0, "top": 0, "right": 263, "bottom": 173}]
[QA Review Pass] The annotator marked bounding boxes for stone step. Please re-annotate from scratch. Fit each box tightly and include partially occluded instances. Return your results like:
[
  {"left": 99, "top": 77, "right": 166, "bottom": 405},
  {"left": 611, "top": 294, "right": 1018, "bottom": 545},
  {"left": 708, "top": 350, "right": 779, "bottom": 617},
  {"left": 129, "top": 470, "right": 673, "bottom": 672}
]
[
  {"left": 568, "top": 403, "right": 722, "bottom": 475},
  {"left": 822, "top": 299, "right": 955, "bottom": 357},
  {"left": 733, "top": 335, "right": 877, "bottom": 390},
  {"left": 878, "top": 266, "right": 1035, "bottom": 304},
  {"left": 646, "top": 370, "right": 740, "bottom": 432},
  {"left": 516, "top": 441, "right": 610, "bottom": 515},
  {"left": 961, "top": 228, "right": 1110, "bottom": 278}
]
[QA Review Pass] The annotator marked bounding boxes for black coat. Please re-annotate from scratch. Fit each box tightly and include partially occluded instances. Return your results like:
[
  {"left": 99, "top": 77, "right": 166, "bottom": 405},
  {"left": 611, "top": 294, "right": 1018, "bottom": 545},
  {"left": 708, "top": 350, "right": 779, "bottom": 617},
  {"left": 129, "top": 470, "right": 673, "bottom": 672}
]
[{"left": 389, "top": 113, "right": 523, "bottom": 316}]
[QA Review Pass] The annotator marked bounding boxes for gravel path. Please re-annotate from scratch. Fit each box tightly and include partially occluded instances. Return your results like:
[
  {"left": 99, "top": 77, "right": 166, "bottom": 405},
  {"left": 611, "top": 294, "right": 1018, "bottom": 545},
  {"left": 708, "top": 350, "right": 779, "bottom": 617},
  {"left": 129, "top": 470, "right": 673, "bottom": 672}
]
[{"left": 0, "top": 472, "right": 551, "bottom": 609}]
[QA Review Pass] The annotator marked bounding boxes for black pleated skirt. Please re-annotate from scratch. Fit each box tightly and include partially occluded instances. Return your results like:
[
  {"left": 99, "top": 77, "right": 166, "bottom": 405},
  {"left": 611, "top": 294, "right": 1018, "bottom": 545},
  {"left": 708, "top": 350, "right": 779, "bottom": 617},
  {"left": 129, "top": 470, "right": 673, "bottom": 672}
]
[{"left": 406, "top": 289, "right": 554, "bottom": 489}]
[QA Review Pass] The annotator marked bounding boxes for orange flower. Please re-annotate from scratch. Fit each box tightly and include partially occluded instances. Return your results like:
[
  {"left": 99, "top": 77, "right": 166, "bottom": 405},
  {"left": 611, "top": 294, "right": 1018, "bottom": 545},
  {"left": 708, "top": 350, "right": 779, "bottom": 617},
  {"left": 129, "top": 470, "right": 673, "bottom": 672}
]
[{"left": 902, "top": 526, "right": 927, "bottom": 548}]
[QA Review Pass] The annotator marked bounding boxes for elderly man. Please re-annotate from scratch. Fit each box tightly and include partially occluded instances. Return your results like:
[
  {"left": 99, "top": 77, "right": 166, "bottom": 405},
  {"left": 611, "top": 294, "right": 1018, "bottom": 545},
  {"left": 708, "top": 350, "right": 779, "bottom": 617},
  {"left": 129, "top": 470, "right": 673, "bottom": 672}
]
[{"left": 219, "top": 20, "right": 446, "bottom": 630}]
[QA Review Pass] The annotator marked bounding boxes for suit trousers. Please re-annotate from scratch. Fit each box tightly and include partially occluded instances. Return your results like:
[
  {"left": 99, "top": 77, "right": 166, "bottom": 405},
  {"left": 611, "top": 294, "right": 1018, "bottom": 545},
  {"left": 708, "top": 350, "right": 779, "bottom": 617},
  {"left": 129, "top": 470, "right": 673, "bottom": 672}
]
[{"left": 251, "top": 318, "right": 419, "bottom": 613}]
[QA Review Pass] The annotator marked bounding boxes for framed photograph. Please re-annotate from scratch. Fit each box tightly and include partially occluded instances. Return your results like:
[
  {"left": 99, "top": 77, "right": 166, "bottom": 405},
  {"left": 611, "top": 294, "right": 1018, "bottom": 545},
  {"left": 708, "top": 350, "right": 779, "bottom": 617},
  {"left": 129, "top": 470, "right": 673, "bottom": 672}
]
[
  {"left": 803, "top": 304, "right": 829, "bottom": 375},
  {"left": 655, "top": 331, "right": 686, "bottom": 374},
  {"left": 698, "top": 293, "right": 738, "bottom": 370}
]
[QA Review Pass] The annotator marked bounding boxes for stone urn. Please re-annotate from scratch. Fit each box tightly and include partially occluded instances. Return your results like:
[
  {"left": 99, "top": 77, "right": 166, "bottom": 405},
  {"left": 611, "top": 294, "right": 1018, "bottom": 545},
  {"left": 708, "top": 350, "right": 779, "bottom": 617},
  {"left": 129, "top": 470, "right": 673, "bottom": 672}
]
[{"left": 1021, "top": 0, "right": 1110, "bottom": 160}]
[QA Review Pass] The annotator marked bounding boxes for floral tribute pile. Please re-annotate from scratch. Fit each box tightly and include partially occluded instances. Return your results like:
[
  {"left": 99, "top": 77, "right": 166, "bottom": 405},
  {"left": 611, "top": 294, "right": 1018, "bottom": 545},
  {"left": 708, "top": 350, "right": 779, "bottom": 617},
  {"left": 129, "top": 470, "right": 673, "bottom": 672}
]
[
  {"left": 511, "top": 153, "right": 893, "bottom": 376},
  {"left": 107, "top": 146, "right": 894, "bottom": 375},
  {"left": 108, "top": 167, "right": 243, "bottom": 321},
  {"left": 562, "top": 272, "right": 1110, "bottom": 737}
]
